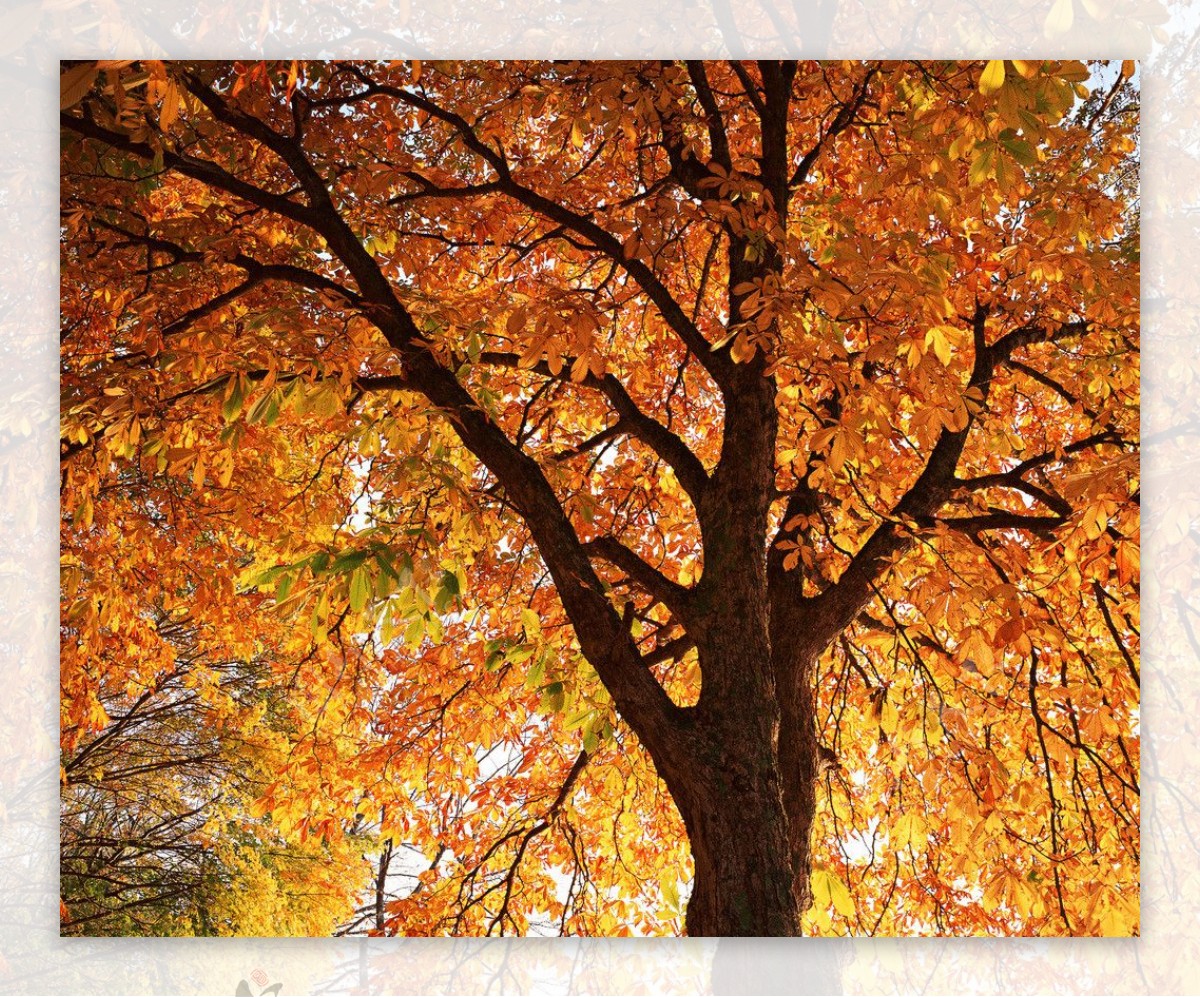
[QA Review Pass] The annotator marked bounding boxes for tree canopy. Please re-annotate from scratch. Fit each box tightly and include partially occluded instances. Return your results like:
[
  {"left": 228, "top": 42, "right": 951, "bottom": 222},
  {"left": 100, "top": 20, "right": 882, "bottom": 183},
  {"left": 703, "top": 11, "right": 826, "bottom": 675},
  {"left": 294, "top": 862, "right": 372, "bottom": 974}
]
[{"left": 60, "top": 59, "right": 1139, "bottom": 936}]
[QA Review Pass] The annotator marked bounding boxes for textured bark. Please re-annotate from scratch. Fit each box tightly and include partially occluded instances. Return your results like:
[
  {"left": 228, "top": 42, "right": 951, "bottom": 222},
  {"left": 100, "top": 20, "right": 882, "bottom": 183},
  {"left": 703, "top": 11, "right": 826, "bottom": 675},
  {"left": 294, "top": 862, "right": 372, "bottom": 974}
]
[
  {"left": 646, "top": 347, "right": 816, "bottom": 936},
  {"left": 670, "top": 649, "right": 803, "bottom": 937},
  {"left": 681, "top": 774, "right": 801, "bottom": 937},
  {"left": 774, "top": 661, "right": 820, "bottom": 916},
  {"left": 661, "top": 555, "right": 810, "bottom": 937},
  {"left": 766, "top": 588, "right": 835, "bottom": 918}
]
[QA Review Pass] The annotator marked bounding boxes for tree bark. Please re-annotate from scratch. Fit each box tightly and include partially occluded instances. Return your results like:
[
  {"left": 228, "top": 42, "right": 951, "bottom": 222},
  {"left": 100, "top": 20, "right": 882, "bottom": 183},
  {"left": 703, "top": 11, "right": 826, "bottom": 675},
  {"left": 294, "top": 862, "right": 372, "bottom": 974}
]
[
  {"left": 774, "top": 665, "right": 820, "bottom": 916},
  {"left": 660, "top": 611, "right": 810, "bottom": 936},
  {"left": 676, "top": 756, "right": 802, "bottom": 936}
]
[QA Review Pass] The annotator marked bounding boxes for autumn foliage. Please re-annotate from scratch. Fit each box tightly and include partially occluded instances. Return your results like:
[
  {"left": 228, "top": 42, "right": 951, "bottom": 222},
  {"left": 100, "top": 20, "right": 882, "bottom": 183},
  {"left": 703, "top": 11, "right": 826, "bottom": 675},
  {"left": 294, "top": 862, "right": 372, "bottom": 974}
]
[{"left": 60, "top": 59, "right": 1138, "bottom": 936}]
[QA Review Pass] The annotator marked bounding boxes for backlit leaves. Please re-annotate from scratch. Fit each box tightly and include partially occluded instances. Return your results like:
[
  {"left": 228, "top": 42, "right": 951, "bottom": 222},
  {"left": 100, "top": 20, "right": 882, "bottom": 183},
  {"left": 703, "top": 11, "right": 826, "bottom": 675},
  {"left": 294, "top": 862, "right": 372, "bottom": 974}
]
[{"left": 61, "top": 59, "right": 1138, "bottom": 937}]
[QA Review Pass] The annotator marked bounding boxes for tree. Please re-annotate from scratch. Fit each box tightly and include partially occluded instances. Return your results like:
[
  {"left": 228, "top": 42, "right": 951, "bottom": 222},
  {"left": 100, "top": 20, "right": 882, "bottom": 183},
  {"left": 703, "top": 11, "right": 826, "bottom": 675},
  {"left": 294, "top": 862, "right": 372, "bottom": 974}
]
[
  {"left": 60, "top": 59, "right": 1139, "bottom": 937},
  {"left": 61, "top": 523, "right": 372, "bottom": 935}
]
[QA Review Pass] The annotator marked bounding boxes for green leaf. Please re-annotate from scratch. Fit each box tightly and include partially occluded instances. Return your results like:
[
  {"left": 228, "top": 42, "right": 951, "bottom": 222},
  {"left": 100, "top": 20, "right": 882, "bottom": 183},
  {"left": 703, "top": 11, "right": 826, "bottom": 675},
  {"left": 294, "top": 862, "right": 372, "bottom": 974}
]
[
  {"left": 250, "top": 564, "right": 290, "bottom": 588},
  {"left": 394, "top": 551, "right": 414, "bottom": 586},
  {"left": 522, "top": 652, "right": 546, "bottom": 689},
  {"left": 999, "top": 133, "right": 1038, "bottom": 167},
  {"left": 332, "top": 549, "right": 372, "bottom": 573},
  {"left": 425, "top": 612, "right": 444, "bottom": 643},
  {"left": 968, "top": 145, "right": 995, "bottom": 186},
  {"left": 245, "top": 388, "right": 282, "bottom": 426},
  {"left": 379, "top": 606, "right": 395, "bottom": 646},
  {"left": 541, "top": 681, "right": 566, "bottom": 713},
  {"left": 374, "top": 547, "right": 400, "bottom": 581},
  {"left": 218, "top": 422, "right": 244, "bottom": 447},
  {"left": 564, "top": 708, "right": 594, "bottom": 731},
  {"left": 993, "top": 151, "right": 1016, "bottom": 194},
  {"left": 404, "top": 616, "right": 424, "bottom": 647},
  {"left": 221, "top": 377, "right": 245, "bottom": 422},
  {"left": 348, "top": 566, "right": 371, "bottom": 612},
  {"left": 276, "top": 571, "right": 295, "bottom": 602}
]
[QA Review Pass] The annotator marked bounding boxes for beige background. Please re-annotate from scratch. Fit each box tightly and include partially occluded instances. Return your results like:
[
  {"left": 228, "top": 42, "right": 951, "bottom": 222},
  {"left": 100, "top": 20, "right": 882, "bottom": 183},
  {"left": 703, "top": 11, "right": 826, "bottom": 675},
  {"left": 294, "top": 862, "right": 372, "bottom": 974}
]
[{"left": 6, "top": 2, "right": 1190, "bottom": 992}]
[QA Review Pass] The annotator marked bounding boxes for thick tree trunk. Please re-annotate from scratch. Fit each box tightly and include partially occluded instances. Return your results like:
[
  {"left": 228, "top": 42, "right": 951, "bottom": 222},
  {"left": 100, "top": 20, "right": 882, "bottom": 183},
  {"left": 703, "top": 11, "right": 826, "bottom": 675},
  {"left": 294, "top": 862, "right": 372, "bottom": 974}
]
[
  {"left": 662, "top": 619, "right": 810, "bottom": 936},
  {"left": 655, "top": 369, "right": 823, "bottom": 936},
  {"left": 678, "top": 763, "right": 802, "bottom": 936}
]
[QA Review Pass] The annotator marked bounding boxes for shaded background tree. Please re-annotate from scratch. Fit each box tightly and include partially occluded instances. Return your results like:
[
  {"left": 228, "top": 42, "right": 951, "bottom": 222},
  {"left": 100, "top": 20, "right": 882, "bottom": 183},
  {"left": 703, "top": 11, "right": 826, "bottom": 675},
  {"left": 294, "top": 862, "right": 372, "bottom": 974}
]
[{"left": 60, "top": 442, "right": 374, "bottom": 935}]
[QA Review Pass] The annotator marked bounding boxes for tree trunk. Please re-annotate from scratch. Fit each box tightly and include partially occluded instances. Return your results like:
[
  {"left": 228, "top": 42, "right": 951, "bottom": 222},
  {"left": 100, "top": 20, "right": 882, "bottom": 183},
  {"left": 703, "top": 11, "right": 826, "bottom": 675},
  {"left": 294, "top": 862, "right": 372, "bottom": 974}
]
[
  {"left": 678, "top": 762, "right": 803, "bottom": 936},
  {"left": 775, "top": 656, "right": 821, "bottom": 916},
  {"left": 663, "top": 622, "right": 808, "bottom": 936}
]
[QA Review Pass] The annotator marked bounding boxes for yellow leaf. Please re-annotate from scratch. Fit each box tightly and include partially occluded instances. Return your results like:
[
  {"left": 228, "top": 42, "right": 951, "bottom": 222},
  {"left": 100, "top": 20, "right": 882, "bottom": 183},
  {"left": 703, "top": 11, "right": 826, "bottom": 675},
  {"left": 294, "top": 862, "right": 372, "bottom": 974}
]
[
  {"left": 880, "top": 698, "right": 899, "bottom": 737},
  {"left": 893, "top": 812, "right": 928, "bottom": 851},
  {"left": 1097, "top": 894, "right": 1138, "bottom": 936},
  {"left": 979, "top": 60, "right": 1006, "bottom": 95},
  {"left": 730, "top": 331, "right": 757, "bottom": 363},
  {"left": 811, "top": 868, "right": 855, "bottom": 919},
  {"left": 960, "top": 628, "right": 995, "bottom": 674},
  {"left": 924, "top": 325, "right": 958, "bottom": 365},
  {"left": 829, "top": 874, "right": 854, "bottom": 918},
  {"left": 426, "top": 613, "right": 444, "bottom": 643},
  {"left": 1057, "top": 59, "right": 1090, "bottom": 82},
  {"left": 950, "top": 812, "right": 973, "bottom": 853}
]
